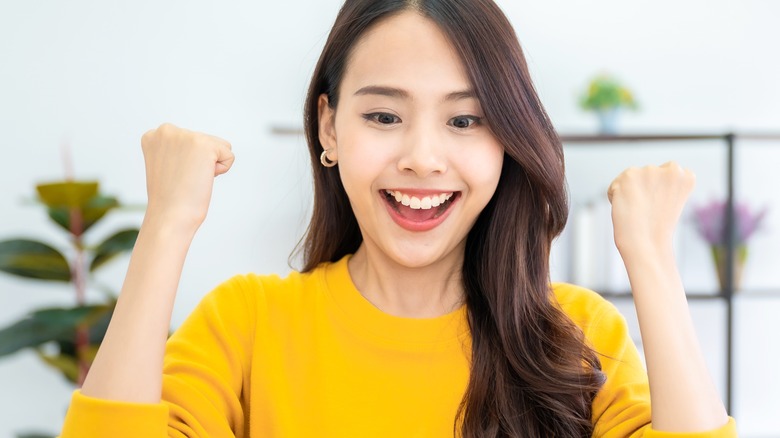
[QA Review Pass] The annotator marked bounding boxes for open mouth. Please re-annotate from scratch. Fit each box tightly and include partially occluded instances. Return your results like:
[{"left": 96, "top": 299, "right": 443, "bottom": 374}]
[{"left": 381, "top": 189, "right": 460, "bottom": 223}]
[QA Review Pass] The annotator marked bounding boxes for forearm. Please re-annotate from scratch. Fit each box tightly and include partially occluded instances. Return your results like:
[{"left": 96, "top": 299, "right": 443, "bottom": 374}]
[
  {"left": 623, "top": 244, "right": 729, "bottom": 432},
  {"left": 80, "top": 215, "right": 196, "bottom": 403}
]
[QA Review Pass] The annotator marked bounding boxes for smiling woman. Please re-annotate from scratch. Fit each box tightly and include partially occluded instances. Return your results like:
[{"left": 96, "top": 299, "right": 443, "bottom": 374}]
[
  {"left": 316, "top": 11, "right": 504, "bottom": 287},
  {"left": 59, "top": 1, "right": 735, "bottom": 437}
]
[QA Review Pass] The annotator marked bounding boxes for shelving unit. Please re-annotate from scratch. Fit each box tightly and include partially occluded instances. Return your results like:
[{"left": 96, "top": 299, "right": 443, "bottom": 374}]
[
  {"left": 561, "top": 132, "right": 780, "bottom": 414},
  {"left": 271, "top": 124, "right": 780, "bottom": 416}
]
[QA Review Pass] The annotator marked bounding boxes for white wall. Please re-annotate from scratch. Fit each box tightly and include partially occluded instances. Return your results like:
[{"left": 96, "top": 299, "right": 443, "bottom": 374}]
[{"left": 0, "top": 1, "right": 778, "bottom": 436}]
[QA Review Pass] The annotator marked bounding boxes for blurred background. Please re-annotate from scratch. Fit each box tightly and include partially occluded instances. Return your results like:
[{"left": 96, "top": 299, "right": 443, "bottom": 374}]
[{"left": 0, "top": 0, "right": 778, "bottom": 436}]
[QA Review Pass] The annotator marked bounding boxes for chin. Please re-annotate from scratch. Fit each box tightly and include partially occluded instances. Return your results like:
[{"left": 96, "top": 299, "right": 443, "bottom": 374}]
[{"left": 382, "top": 239, "right": 463, "bottom": 270}]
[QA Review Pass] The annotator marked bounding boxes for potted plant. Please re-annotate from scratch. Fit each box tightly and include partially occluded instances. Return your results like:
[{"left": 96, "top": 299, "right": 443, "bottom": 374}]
[
  {"left": 692, "top": 199, "right": 769, "bottom": 292},
  {"left": 0, "top": 179, "right": 143, "bottom": 438},
  {"left": 579, "top": 73, "right": 639, "bottom": 134}
]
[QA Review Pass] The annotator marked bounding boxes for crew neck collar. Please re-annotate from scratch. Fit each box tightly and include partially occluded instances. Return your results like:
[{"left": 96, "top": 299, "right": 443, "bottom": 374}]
[{"left": 320, "top": 255, "right": 470, "bottom": 346}]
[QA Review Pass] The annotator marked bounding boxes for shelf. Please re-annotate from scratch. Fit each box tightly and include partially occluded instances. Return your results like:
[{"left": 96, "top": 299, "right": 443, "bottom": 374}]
[
  {"left": 732, "top": 290, "right": 780, "bottom": 298},
  {"left": 597, "top": 290, "right": 780, "bottom": 300},
  {"left": 598, "top": 292, "right": 723, "bottom": 300},
  {"left": 560, "top": 132, "right": 780, "bottom": 143}
]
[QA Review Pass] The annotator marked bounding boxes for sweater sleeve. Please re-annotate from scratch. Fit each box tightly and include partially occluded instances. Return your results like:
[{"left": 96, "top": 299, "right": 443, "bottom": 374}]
[
  {"left": 588, "top": 300, "right": 737, "bottom": 438},
  {"left": 59, "top": 273, "right": 257, "bottom": 438}
]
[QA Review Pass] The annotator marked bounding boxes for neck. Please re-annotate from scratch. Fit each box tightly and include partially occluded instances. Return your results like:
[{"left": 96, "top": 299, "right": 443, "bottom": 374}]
[{"left": 347, "top": 243, "right": 466, "bottom": 319}]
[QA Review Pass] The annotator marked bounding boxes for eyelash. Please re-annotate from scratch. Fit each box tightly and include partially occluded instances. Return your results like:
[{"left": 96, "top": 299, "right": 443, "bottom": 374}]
[
  {"left": 361, "top": 113, "right": 483, "bottom": 129},
  {"left": 362, "top": 113, "right": 400, "bottom": 125},
  {"left": 449, "top": 115, "right": 483, "bottom": 129}
]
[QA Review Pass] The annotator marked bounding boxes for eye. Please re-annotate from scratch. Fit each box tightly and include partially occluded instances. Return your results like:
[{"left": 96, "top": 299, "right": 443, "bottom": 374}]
[
  {"left": 448, "top": 115, "right": 482, "bottom": 129},
  {"left": 363, "top": 112, "right": 401, "bottom": 125}
]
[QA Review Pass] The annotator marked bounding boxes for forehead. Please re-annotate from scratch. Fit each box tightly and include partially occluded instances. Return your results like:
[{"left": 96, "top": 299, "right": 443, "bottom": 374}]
[{"left": 340, "top": 11, "right": 473, "bottom": 98}]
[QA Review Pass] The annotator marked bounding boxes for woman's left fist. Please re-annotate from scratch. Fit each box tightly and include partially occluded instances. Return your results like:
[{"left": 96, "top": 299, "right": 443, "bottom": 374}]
[{"left": 607, "top": 161, "right": 696, "bottom": 257}]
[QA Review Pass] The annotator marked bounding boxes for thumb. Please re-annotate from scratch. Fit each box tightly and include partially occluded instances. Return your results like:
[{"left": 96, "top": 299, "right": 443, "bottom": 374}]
[{"left": 214, "top": 148, "right": 235, "bottom": 177}]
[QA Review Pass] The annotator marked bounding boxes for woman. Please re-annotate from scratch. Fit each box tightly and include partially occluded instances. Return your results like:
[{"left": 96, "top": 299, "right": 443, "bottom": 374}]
[{"left": 60, "top": 0, "right": 736, "bottom": 437}]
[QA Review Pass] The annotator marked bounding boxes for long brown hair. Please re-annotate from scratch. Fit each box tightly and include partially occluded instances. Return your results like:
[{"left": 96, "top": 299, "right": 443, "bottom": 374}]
[{"left": 298, "top": 0, "right": 605, "bottom": 436}]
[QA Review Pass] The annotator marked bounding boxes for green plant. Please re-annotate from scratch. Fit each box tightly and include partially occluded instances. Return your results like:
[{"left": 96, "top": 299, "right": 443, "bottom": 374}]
[
  {"left": 579, "top": 73, "right": 639, "bottom": 112},
  {"left": 0, "top": 180, "right": 142, "bottom": 437}
]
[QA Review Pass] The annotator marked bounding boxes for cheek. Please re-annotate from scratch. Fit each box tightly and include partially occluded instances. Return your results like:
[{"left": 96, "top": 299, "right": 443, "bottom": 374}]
[
  {"left": 336, "top": 131, "right": 397, "bottom": 194},
  {"left": 457, "top": 141, "right": 505, "bottom": 190}
]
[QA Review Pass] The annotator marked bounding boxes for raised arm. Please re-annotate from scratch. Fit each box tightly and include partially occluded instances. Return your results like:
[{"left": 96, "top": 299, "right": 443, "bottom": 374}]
[
  {"left": 79, "top": 123, "right": 235, "bottom": 403},
  {"left": 606, "top": 161, "right": 730, "bottom": 433}
]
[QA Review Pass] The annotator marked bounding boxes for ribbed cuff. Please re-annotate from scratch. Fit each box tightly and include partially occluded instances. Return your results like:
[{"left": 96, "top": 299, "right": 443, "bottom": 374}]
[
  {"left": 59, "top": 389, "right": 169, "bottom": 438},
  {"left": 644, "top": 417, "right": 737, "bottom": 438}
]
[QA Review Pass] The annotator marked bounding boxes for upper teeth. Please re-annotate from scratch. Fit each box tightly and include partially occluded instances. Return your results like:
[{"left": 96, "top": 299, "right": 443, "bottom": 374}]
[{"left": 385, "top": 190, "right": 453, "bottom": 210}]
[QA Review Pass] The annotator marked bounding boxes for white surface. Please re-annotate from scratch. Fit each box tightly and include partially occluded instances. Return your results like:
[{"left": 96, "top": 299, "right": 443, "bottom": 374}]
[{"left": 0, "top": 1, "right": 778, "bottom": 436}]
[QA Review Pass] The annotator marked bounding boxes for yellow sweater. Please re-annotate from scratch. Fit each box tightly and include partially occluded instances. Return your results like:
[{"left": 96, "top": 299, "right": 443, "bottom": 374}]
[{"left": 59, "top": 255, "right": 736, "bottom": 437}]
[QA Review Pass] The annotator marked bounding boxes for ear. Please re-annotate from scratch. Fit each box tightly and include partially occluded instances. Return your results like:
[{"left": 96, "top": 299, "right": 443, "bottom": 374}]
[{"left": 318, "top": 94, "right": 338, "bottom": 160}]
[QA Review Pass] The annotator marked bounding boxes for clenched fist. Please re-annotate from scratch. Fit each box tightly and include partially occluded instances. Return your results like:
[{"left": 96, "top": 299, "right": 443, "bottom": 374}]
[
  {"left": 607, "top": 161, "right": 696, "bottom": 258},
  {"left": 141, "top": 123, "right": 235, "bottom": 232}
]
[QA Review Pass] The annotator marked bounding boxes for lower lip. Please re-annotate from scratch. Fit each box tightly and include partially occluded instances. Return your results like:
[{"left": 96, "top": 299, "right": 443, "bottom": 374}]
[{"left": 381, "top": 192, "right": 459, "bottom": 232}]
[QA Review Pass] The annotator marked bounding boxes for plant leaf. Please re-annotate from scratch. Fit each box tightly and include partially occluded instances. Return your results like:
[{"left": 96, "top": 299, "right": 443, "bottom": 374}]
[
  {"left": 0, "top": 304, "right": 110, "bottom": 357},
  {"left": 47, "top": 195, "right": 120, "bottom": 236},
  {"left": 0, "top": 239, "right": 71, "bottom": 281},
  {"left": 35, "top": 348, "right": 80, "bottom": 383},
  {"left": 40, "top": 343, "right": 101, "bottom": 385},
  {"left": 36, "top": 181, "right": 99, "bottom": 209},
  {"left": 89, "top": 229, "right": 139, "bottom": 272},
  {"left": 52, "top": 303, "right": 115, "bottom": 359},
  {"left": 36, "top": 305, "right": 114, "bottom": 384}
]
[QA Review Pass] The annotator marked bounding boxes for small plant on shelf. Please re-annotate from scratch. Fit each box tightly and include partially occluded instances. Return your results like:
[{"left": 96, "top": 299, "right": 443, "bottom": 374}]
[
  {"left": 692, "top": 199, "right": 769, "bottom": 291},
  {"left": 579, "top": 73, "right": 639, "bottom": 134}
]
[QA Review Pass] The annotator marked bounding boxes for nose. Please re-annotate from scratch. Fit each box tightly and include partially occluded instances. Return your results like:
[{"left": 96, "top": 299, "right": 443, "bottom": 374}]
[{"left": 396, "top": 124, "right": 448, "bottom": 177}]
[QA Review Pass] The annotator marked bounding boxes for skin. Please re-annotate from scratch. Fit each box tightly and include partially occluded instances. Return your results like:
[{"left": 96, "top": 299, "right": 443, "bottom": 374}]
[
  {"left": 608, "top": 163, "right": 729, "bottom": 430},
  {"left": 81, "top": 9, "right": 728, "bottom": 434},
  {"left": 81, "top": 124, "right": 234, "bottom": 403},
  {"left": 317, "top": 12, "right": 503, "bottom": 319}
]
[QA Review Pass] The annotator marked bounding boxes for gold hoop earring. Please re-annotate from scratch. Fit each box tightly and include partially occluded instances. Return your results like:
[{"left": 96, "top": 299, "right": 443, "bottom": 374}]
[{"left": 320, "top": 149, "right": 337, "bottom": 167}]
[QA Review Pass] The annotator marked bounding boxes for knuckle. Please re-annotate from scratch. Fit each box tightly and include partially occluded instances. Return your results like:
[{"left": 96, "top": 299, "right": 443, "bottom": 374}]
[
  {"left": 207, "top": 133, "right": 230, "bottom": 149},
  {"left": 157, "top": 122, "right": 177, "bottom": 137},
  {"left": 141, "top": 129, "right": 154, "bottom": 145},
  {"left": 687, "top": 170, "right": 697, "bottom": 186},
  {"left": 623, "top": 166, "right": 640, "bottom": 178}
]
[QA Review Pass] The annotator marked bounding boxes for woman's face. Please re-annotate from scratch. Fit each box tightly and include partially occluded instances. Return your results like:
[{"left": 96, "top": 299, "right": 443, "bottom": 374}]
[{"left": 318, "top": 11, "right": 504, "bottom": 269}]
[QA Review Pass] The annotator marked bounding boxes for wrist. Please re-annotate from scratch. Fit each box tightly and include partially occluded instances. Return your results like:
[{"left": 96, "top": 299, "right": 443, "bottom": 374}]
[
  {"left": 618, "top": 239, "right": 675, "bottom": 267},
  {"left": 140, "top": 211, "right": 200, "bottom": 242}
]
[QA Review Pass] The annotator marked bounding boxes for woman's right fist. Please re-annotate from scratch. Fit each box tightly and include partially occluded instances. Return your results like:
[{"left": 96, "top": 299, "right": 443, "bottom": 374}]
[{"left": 140, "top": 123, "right": 235, "bottom": 232}]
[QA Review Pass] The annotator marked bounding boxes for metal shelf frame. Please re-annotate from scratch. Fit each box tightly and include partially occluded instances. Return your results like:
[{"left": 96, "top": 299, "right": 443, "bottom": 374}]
[{"left": 561, "top": 132, "right": 780, "bottom": 414}]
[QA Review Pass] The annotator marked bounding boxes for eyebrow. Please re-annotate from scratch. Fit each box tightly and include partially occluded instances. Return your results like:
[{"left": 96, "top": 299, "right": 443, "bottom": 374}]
[{"left": 353, "top": 85, "right": 477, "bottom": 102}]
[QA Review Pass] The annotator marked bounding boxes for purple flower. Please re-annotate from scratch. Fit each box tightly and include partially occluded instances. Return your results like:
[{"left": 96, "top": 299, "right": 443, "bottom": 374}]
[{"left": 693, "top": 200, "right": 769, "bottom": 245}]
